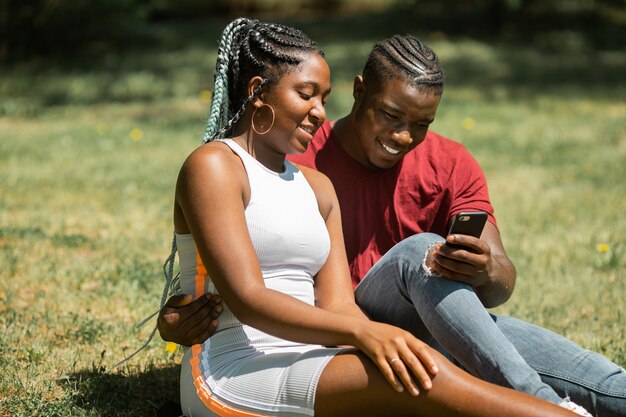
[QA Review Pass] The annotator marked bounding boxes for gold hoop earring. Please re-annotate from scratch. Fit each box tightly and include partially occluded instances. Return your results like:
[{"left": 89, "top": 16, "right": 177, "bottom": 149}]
[{"left": 251, "top": 104, "right": 275, "bottom": 135}]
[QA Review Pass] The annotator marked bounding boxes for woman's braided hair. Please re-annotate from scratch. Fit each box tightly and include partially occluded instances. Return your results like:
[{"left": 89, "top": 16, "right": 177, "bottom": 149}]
[
  {"left": 111, "top": 19, "right": 321, "bottom": 369},
  {"left": 363, "top": 34, "right": 445, "bottom": 95},
  {"left": 203, "top": 18, "right": 322, "bottom": 143}
]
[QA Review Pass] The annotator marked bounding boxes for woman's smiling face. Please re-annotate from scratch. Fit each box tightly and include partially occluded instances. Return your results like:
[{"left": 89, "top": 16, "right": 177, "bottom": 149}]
[{"left": 260, "top": 52, "right": 331, "bottom": 156}]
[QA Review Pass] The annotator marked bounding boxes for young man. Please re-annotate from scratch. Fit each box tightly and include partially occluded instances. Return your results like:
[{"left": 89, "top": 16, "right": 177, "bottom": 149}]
[{"left": 158, "top": 35, "right": 625, "bottom": 416}]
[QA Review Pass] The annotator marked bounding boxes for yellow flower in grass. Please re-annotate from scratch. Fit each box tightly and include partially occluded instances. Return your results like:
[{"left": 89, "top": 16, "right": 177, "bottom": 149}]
[
  {"left": 462, "top": 117, "right": 476, "bottom": 130},
  {"left": 596, "top": 243, "right": 609, "bottom": 253},
  {"left": 165, "top": 342, "right": 177, "bottom": 353},
  {"left": 200, "top": 89, "right": 213, "bottom": 104},
  {"left": 130, "top": 128, "right": 144, "bottom": 141}
]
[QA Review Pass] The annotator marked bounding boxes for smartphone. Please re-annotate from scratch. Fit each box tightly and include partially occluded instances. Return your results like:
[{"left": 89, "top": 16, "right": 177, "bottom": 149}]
[{"left": 445, "top": 211, "right": 488, "bottom": 248}]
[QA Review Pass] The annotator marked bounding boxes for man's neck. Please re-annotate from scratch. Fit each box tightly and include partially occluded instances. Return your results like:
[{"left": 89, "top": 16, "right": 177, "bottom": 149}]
[
  {"left": 332, "top": 115, "right": 381, "bottom": 172},
  {"left": 331, "top": 116, "right": 358, "bottom": 158}
]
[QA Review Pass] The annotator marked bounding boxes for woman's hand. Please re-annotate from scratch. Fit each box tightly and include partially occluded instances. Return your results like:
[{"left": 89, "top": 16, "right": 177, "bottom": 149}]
[{"left": 353, "top": 321, "right": 439, "bottom": 396}]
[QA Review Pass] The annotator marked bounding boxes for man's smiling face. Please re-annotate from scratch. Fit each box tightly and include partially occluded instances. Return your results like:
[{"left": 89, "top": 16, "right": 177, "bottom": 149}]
[{"left": 348, "top": 75, "right": 441, "bottom": 171}]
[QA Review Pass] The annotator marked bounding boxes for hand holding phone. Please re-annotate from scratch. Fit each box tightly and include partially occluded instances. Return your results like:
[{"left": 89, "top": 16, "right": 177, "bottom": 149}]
[{"left": 445, "top": 212, "right": 488, "bottom": 249}]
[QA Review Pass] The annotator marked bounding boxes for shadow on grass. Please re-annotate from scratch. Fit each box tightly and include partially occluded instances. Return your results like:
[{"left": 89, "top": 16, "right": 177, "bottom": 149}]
[{"left": 60, "top": 364, "right": 181, "bottom": 417}]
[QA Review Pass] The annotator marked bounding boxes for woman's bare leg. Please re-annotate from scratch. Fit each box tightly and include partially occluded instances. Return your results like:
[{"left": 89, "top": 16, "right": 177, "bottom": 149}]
[{"left": 315, "top": 349, "right": 575, "bottom": 417}]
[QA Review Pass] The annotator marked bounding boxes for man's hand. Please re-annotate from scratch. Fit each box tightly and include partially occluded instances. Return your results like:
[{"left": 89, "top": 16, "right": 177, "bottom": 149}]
[
  {"left": 426, "top": 222, "right": 516, "bottom": 308},
  {"left": 157, "top": 293, "right": 222, "bottom": 347},
  {"left": 430, "top": 235, "right": 492, "bottom": 288}
]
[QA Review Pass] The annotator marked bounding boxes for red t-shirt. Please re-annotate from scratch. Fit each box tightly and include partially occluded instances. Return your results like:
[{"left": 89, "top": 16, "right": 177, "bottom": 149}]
[{"left": 288, "top": 121, "right": 495, "bottom": 288}]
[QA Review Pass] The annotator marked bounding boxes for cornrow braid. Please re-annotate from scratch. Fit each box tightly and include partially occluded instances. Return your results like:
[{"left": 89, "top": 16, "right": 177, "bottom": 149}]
[
  {"left": 251, "top": 30, "right": 299, "bottom": 65},
  {"left": 263, "top": 25, "right": 312, "bottom": 50},
  {"left": 204, "top": 18, "right": 249, "bottom": 142},
  {"left": 206, "top": 80, "right": 267, "bottom": 142},
  {"left": 202, "top": 17, "right": 321, "bottom": 143},
  {"left": 116, "top": 18, "right": 321, "bottom": 369},
  {"left": 363, "top": 34, "right": 445, "bottom": 95}
]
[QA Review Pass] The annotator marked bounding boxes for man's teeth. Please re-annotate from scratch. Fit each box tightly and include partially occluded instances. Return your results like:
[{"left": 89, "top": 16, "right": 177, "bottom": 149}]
[
  {"left": 382, "top": 143, "right": 400, "bottom": 155},
  {"left": 301, "top": 126, "right": 313, "bottom": 134}
]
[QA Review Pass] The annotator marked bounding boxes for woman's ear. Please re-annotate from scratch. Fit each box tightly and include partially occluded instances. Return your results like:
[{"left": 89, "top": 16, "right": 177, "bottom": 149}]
[{"left": 248, "top": 76, "right": 266, "bottom": 109}]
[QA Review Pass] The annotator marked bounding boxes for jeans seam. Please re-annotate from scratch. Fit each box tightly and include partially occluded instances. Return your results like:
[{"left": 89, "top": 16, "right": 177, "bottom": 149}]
[{"left": 534, "top": 366, "right": 626, "bottom": 398}]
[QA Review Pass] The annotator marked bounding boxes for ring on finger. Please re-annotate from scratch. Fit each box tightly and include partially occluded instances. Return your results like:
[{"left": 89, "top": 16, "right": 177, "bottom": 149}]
[{"left": 389, "top": 358, "right": 400, "bottom": 365}]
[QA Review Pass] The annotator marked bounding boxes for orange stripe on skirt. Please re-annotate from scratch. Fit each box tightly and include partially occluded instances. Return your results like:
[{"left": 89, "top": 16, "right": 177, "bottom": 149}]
[{"left": 190, "top": 250, "right": 275, "bottom": 417}]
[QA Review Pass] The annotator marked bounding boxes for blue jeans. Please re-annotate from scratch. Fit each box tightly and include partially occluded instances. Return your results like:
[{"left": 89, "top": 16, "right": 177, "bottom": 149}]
[{"left": 354, "top": 233, "right": 626, "bottom": 417}]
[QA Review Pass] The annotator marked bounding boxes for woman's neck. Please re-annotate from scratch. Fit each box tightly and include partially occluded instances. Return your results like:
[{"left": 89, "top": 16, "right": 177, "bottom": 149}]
[{"left": 231, "top": 133, "right": 286, "bottom": 173}]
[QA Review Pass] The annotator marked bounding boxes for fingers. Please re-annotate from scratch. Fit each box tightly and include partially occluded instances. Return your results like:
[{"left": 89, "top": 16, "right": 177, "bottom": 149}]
[
  {"left": 159, "top": 293, "right": 223, "bottom": 346},
  {"left": 396, "top": 342, "right": 438, "bottom": 395},
  {"left": 207, "top": 295, "right": 223, "bottom": 319},
  {"left": 170, "top": 294, "right": 222, "bottom": 327},
  {"left": 446, "top": 234, "right": 489, "bottom": 254},
  {"left": 166, "top": 292, "right": 221, "bottom": 309},
  {"left": 372, "top": 337, "right": 439, "bottom": 397},
  {"left": 433, "top": 242, "right": 489, "bottom": 276},
  {"left": 439, "top": 241, "right": 486, "bottom": 264},
  {"left": 165, "top": 293, "right": 195, "bottom": 308},
  {"left": 185, "top": 296, "right": 223, "bottom": 343},
  {"left": 375, "top": 356, "right": 405, "bottom": 394},
  {"left": 387, "top": 355, "right": 421, "bottom": 396},
  {"left": 178, "top": 297, "right": 222, "bottom": 331},
  {"left": 181, "top": 295, "right": 221, "bottom": 321},
  {"left": 377, "top": 352, "right": 434, "bottom": 397},
  {"left": 432, "top": 261, "right": 478, "bottom": 283},
  {"left": 405, "top": 340, "right": 439, "bottom": 384},
  {"left": 186, "top": 310, "right": 220, "bottom": 345}
]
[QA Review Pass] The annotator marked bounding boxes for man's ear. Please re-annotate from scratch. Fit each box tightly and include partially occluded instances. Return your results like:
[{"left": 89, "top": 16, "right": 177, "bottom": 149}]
[
  {"left": 353, "top": 75, "right": 365, "bottom": 102},
  {"left": 248, "top": 76, "right": 266, "bottom": 109}
]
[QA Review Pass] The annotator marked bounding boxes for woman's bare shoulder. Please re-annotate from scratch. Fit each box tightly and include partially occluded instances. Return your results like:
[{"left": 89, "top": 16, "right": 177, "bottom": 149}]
[
  {"left": 177, "top": 141, "right": 248, "bottom": 198},
  {"left": 296, "top": 164, "right": 338, "bottom": 219},
  {"left": 297, "top": 164, "right": 333, "bottom": 190},
  {"left": 182, "top": 141, "right": 240, "bottom": 173}
]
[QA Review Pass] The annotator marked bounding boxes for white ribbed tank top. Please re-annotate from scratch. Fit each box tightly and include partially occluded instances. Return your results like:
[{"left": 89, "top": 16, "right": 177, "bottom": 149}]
[
  {"left": 177, "top": 138, "right": 331, "bottom": 347},
  {"left": 178, "top": 139, "right": 344, "bottom": 417}
]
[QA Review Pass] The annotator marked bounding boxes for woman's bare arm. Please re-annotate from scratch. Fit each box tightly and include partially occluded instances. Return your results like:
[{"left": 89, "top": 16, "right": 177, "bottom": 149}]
[
  {"left": 177, "top": 149, "right": 437, "bottom": 393},
  {"left": 176, "top": 146, "right": 370, "bottom": 345}
]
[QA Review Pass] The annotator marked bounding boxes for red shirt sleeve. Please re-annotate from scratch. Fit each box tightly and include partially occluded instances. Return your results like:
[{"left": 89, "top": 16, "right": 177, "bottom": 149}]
[{"left": 447, "top": 146, "right": 497, "bottom": 227}]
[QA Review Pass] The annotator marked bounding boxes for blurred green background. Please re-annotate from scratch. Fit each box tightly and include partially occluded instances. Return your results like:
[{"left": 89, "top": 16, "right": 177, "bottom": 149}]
[
  {"left": 2, "top": 0, "right": 625, "bottom": 62},
  {"left": 1, "top": 1, "right": 625, "bottom": 416}
]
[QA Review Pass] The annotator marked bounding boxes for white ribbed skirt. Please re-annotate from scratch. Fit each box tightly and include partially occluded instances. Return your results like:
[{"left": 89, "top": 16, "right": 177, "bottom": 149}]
[{"left": 180, "top": 326, "right": 345, "bottom": 417}]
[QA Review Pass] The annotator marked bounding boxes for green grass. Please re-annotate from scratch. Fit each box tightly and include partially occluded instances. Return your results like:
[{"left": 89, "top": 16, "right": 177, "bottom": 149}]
[{"left": 1, "top": 14, "right": 625, "bottom": 416}]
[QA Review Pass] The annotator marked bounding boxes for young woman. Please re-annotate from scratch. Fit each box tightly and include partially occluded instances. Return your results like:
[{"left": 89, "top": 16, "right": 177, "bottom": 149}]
[{"left": 171, "top": 17, "right": 578, "bottom": 417}]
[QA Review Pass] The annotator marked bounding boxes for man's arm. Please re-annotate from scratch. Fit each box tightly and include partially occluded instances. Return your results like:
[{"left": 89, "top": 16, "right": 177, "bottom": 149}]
[
  {"left": 157, "top": 293, "right": 222, "bottom": 346},
  {"left": 428, "top": 221, "right": 516, "bottom": 308}
]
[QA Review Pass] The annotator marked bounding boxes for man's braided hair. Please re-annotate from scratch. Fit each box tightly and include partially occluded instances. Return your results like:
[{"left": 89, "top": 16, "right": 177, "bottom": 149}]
[
  {"left": 363, "top": 34, "right": 445, "bottom": 95},
  {"left": 203, "top": 18, "right": 322, "bottom": 143}
]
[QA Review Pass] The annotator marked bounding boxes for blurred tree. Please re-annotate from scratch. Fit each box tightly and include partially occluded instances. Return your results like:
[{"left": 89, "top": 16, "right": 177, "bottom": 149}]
[
  {"left": 1, "top": 0, "right": 622, "bottom": 62},
  {"left": 394, "top": 0, "right": 623, "bottom": 47},
  {"left": 149, "top": 0, "right": 310, "bottom": 19},
  {"left": 0, "top": 0, "right": 154, "bottom": 62}
]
